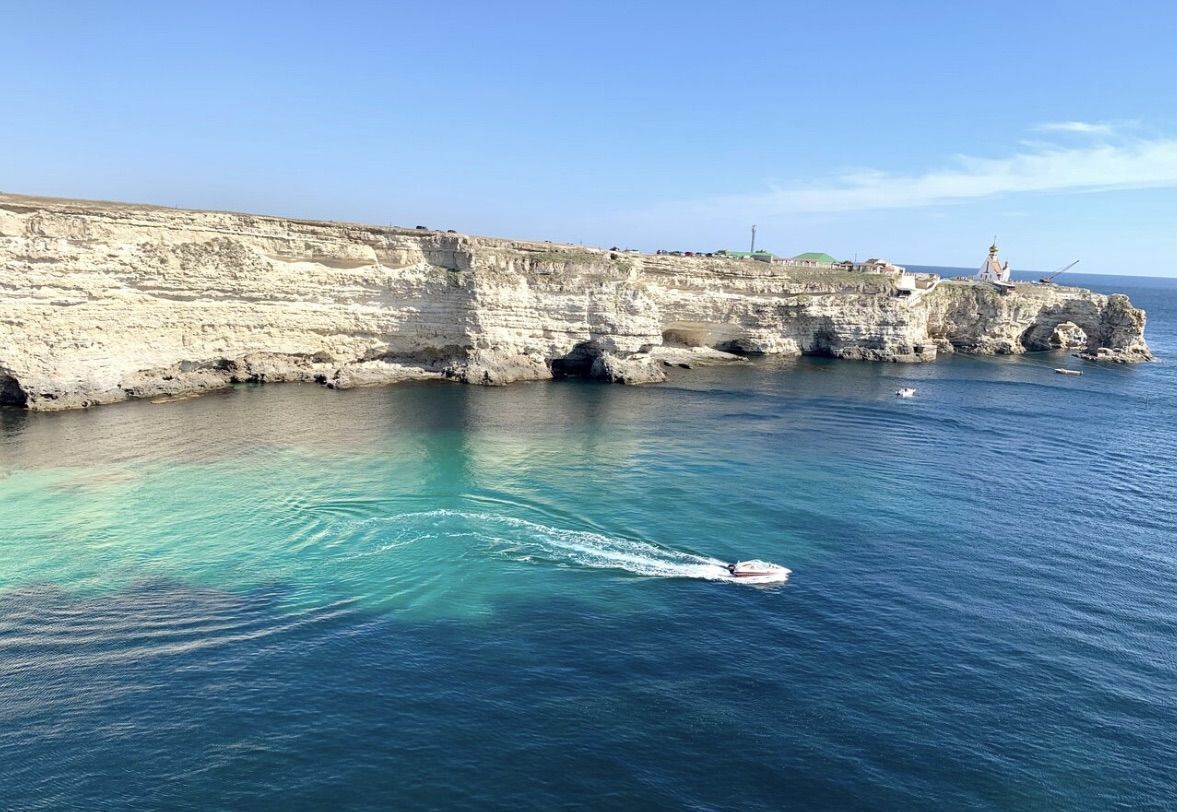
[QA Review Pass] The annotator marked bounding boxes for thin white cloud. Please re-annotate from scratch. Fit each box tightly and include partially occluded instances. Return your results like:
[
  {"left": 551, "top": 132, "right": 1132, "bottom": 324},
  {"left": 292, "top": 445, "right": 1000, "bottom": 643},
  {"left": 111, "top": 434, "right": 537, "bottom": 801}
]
[
  {"left": 654, "top": 137, "right": 1177, "bottom": 217},
  {"left": 1034, "top": 120, "right": 1115, "bottom": 135}
]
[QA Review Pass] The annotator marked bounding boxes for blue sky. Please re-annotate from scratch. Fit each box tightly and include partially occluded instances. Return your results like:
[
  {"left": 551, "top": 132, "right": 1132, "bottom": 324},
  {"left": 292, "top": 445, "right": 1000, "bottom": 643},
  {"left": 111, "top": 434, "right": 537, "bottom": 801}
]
[{"left": 3, "top": 1, "right": 1175, "bottom": 274}]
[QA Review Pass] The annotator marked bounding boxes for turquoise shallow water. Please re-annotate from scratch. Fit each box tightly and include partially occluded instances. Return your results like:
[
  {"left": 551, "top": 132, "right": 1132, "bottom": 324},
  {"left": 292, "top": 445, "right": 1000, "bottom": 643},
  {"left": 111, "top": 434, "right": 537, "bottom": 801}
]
[{"left": 1, "top": 273, "right": 1175, "bottom": 810}]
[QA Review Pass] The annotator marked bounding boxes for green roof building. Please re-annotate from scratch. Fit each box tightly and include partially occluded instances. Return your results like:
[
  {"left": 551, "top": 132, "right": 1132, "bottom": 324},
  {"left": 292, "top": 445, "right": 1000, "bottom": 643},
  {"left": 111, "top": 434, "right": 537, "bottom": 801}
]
[{"left": 792, "top": 252, "right": 838, "bottom": 264}]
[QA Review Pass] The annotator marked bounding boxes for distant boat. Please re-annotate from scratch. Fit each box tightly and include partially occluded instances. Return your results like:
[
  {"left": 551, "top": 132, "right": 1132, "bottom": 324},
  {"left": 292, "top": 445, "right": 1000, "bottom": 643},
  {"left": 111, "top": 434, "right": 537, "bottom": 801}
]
[
  {"left": 896, "top": 387, "right": 917, "bottom": 398},
  {"left": 1054, "top": 368, "right": 1082, "bottom": 376}
]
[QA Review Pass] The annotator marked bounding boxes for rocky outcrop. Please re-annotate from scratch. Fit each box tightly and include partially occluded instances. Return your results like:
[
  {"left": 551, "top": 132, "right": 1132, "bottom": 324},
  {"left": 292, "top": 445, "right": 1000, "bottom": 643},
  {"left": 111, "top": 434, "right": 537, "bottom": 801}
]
[
  {"left": 924, "top": 282, "right": 1153, "bottom": 363},
  {"left": 445, "top": 351, "right": 552, "bottom": 386},
  {"left": 1048, "top": 321, "right": 1088, "bottom": 349},
  {"left": 0, "top": 193, "right": 1153, "bottom": 411},
  {"left": 589, "top": 353, "right": 667, "bottom": 385},
  {"left": 1074, "top": 294, "right": 1154, "bottom": 363}
]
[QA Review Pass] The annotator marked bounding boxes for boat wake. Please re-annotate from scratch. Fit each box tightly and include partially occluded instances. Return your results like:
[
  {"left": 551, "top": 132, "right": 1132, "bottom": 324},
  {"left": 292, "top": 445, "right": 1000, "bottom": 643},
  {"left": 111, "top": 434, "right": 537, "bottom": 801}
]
[{"left": 354, "top": 510, "right": 788, "bottom": 585}]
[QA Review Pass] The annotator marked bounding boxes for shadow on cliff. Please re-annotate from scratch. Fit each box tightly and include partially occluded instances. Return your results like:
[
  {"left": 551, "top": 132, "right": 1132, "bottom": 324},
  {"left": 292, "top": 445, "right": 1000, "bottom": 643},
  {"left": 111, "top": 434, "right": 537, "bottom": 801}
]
[
  {"left": 549, "top": 342, "right": 598, "bottom": 378},
  {"left": 0, "top": 367, "right": 28, "bottom": 409}
]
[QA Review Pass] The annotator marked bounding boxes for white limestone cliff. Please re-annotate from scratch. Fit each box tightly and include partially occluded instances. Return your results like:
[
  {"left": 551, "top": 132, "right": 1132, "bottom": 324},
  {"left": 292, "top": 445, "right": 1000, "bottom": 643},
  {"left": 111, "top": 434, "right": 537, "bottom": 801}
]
[{"left": 0, "top": 193, "right": 1153, "bottom": 411}]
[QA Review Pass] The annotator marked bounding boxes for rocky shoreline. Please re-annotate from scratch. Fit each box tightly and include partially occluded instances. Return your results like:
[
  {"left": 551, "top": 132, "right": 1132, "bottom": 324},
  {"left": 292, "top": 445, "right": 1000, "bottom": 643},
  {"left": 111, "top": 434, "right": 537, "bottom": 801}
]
[{"left": 0, "top": 193, "right": 1153, "bottom": 412}]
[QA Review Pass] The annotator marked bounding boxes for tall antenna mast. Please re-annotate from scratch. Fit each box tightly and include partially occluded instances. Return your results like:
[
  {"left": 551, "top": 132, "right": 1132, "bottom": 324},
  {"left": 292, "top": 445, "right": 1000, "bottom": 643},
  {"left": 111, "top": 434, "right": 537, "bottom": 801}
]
[{"left": 750, "top": 225, "right": 757, "bottom": 253}]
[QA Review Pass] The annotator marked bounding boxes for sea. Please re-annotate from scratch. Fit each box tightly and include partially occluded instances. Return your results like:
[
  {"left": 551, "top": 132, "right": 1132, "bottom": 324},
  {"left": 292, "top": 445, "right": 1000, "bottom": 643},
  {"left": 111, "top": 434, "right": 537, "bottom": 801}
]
[{"left": 1, "top": 271, "right": 1174, "bottom": 811}]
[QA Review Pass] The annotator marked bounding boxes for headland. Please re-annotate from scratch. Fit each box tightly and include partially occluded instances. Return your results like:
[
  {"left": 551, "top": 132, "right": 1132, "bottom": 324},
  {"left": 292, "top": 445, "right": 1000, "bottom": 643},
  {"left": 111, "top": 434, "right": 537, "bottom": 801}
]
[{"left": 0, "top": 192, "right": 1153, "bottom": 411}]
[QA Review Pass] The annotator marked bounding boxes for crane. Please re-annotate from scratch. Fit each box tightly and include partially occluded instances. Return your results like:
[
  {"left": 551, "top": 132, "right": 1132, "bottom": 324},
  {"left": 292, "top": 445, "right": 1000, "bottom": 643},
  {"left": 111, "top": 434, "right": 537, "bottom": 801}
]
[{"left": 1039, "top": 259, "right": 1080, "bottom": 284}]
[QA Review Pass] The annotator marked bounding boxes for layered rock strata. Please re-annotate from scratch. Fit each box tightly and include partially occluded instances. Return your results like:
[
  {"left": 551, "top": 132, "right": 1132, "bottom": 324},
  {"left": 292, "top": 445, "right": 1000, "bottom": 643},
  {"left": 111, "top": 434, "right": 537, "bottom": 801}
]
[{"left": 0, "top": 193, "right": 1152, "bottom": 411}]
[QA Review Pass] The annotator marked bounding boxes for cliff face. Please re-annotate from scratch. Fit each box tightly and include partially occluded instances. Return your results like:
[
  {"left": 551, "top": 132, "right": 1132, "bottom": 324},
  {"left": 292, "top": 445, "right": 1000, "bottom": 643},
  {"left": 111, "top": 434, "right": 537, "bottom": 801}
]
[
  {"left": 0, "top": 193, "right": 1152, "bottom": 411},
  {"left": 923, "top": 281, "right": 1152, "bottom": 361}
]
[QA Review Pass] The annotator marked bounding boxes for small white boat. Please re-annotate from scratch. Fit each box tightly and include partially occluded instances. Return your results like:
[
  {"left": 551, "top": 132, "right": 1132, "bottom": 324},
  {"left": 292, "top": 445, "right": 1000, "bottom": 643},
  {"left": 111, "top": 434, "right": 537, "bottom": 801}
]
[
  {"left": 1054, "top": 368, "right": 1082, "bottom": 376},
  {"left": 724, "top": 560, "right": 791, "bottom": 584},
  {"left": 896, "top": 387, "right": 917, "bottom": 398}
]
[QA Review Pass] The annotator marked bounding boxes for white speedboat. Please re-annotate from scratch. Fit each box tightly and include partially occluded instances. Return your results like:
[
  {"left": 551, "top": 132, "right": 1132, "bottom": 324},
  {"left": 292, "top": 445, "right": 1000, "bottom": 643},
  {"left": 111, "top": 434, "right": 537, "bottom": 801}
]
[
  {"left": 724, "top": 560, "right": 791, "bottom": 584},
  {"left": 1054, "top": 368, "right": 1082, "bottom": 376},
  {"left": 896, "top": 387, "right": 916, "bottom": 398}
]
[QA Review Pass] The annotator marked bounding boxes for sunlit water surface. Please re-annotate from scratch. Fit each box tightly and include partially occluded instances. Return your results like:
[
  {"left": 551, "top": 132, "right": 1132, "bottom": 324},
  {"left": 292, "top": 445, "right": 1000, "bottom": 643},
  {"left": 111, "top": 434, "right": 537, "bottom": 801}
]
[{"left": 1, "top": 274, "right": 1174, "bottom": 810}]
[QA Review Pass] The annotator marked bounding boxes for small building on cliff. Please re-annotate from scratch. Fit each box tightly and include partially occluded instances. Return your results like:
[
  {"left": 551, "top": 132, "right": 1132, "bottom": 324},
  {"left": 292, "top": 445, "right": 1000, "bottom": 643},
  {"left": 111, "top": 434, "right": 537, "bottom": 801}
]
[
  {"left": 716, "top": 250, "right": 775, "bottom": 262},
  {"left": 791, "top": 252, "right": 839, "bottom": 267},
  {"left": 977, "top": 240, "right": 1012, "bottom": 283},
  {"left": 859, "top": 258, "right": 906, "bottom": 275}
]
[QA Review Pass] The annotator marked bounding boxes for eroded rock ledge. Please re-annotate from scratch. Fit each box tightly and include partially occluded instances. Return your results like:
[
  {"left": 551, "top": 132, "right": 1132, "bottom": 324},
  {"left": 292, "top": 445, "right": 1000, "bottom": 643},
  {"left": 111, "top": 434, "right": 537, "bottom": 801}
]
[{"left": 0, "top": 193, "right": 1153, "bottom": 411}]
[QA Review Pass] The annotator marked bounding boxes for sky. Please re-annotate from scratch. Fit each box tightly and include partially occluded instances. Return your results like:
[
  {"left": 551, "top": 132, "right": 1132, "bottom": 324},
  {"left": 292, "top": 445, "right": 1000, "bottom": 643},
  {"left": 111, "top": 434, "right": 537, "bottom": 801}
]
[{"left": 2, "top": 1, "right": 1176, "bottom": 275}]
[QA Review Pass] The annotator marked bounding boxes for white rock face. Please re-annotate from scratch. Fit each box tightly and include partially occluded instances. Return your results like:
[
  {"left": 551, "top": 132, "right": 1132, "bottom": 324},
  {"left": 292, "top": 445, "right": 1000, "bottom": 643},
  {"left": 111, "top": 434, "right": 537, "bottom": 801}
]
[{"left": 0, "top": 193, "right": 1153, "bottom": 411}]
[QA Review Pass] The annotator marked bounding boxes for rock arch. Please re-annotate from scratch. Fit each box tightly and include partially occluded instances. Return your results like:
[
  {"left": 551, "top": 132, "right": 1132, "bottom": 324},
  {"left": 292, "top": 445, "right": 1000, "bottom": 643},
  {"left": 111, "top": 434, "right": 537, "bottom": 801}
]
[{"left": 1018, "top": 301, "right": 1103, "bottom": 353}]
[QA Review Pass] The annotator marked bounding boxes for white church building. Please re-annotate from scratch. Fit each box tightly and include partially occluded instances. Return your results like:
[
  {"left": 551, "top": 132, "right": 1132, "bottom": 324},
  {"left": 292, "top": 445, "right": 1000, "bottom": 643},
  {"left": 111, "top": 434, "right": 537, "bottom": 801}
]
[{"left": 977, "top": 240, "right": 1012, "bottom": 284}]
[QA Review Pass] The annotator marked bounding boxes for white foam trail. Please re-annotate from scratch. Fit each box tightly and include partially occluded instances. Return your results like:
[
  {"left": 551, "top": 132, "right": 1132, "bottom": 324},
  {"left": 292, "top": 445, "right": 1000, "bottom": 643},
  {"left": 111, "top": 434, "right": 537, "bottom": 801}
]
[{"left": 356, "top": 510, "right": 788, "bottom": 584}]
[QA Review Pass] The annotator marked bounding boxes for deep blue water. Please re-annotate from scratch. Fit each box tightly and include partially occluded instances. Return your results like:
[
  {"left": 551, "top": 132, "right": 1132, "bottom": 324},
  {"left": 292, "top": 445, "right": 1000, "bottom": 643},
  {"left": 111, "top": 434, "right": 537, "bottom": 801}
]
[{"left": 1, "top": 274, "right": 1174, "bottom": 810}]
